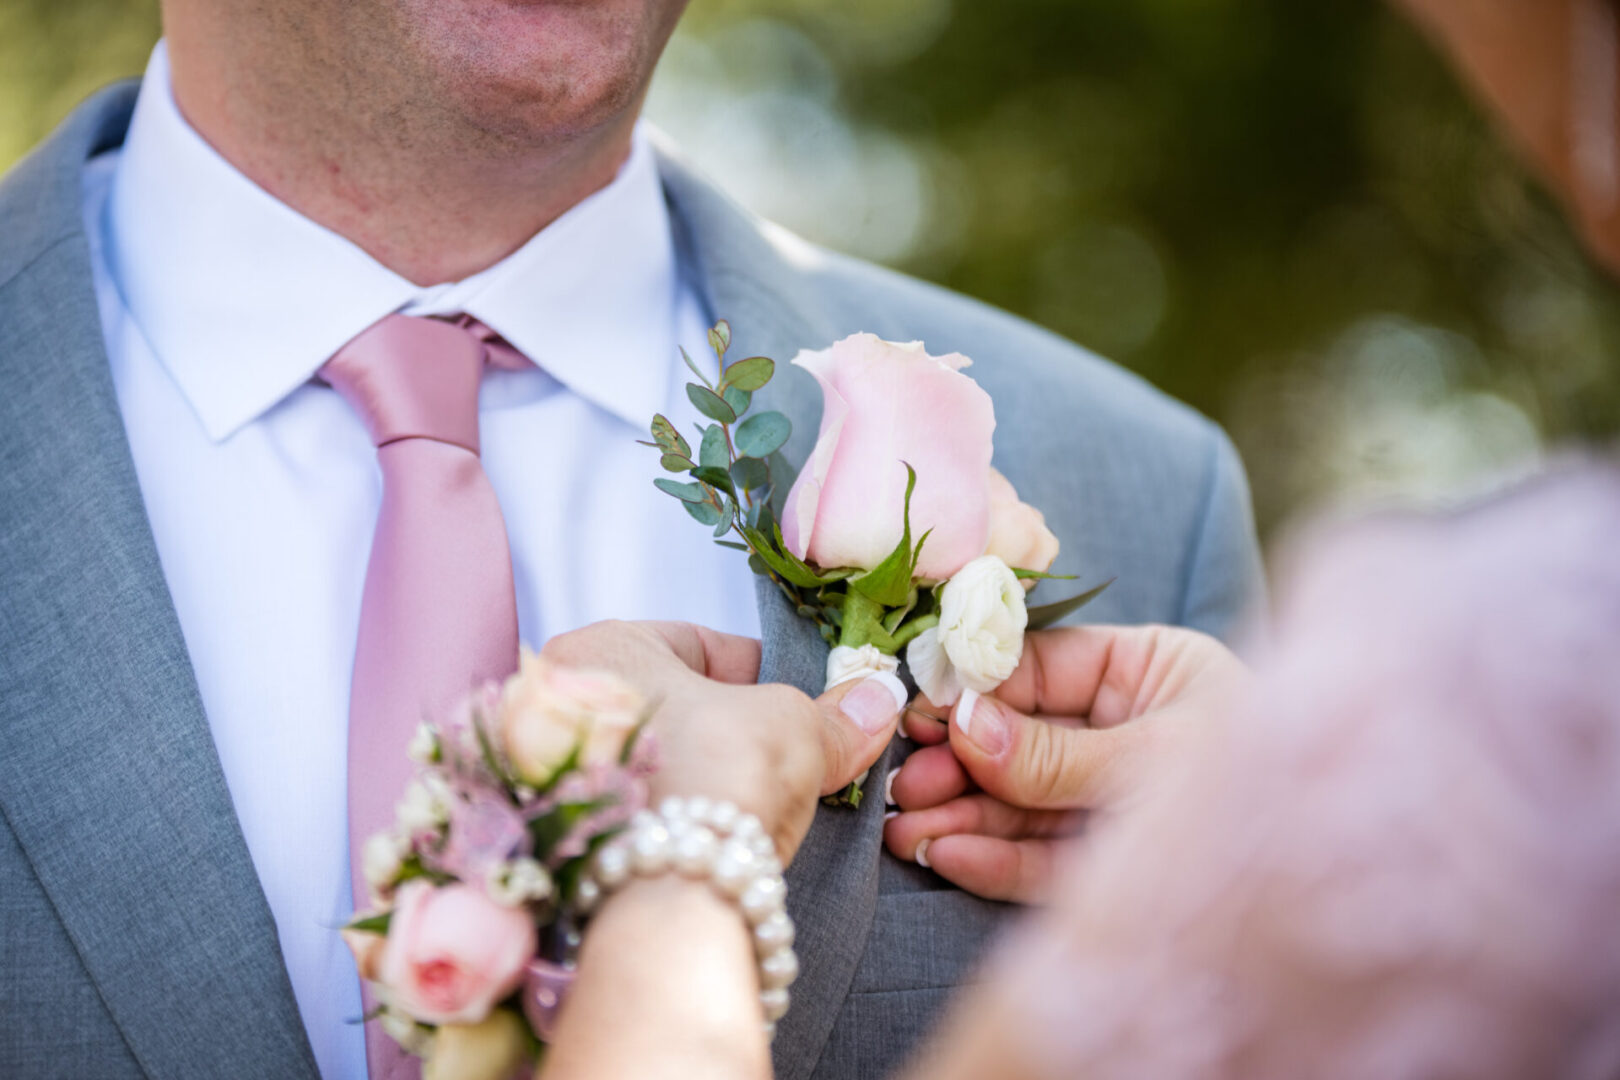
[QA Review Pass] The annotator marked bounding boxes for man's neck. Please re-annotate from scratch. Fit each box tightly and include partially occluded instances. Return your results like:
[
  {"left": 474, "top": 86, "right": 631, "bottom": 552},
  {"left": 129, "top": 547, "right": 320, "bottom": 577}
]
[{"left": 165, "top": 36, "right": 637, "bottom": 287}]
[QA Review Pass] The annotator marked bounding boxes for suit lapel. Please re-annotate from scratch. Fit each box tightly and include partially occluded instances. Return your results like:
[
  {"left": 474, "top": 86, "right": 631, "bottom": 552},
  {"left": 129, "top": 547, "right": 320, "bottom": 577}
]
[
  {"left": 0, "top": 85, "right": 319, "bottom": 1079},
  {"left": 659, "top": 143, "right": 898, "bottom": 1080}
]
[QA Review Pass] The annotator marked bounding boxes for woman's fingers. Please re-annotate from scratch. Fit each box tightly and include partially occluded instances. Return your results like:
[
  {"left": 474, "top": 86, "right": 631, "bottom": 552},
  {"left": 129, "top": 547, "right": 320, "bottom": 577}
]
[
  {"left": 884, "top": 743, "right": 972, "bottom": 811},
  {"left": 922, "top": 835, "right": 1059, "bottom": 905},
  {"left": 902, "top": 692, "right": 951, "bottom": 744}
]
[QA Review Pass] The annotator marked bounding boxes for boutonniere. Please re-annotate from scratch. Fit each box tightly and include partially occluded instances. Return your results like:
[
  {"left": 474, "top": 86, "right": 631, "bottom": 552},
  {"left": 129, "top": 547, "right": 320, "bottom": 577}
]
[{"left": 644, "top": 324, "right": 1108, "bottom": 803}]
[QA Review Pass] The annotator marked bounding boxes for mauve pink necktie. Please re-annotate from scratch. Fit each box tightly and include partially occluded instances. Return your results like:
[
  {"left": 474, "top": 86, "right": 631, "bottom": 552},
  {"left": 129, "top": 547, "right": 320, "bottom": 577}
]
[{"left": 323, "top": 313, "right": 528, "bottom": 1080}]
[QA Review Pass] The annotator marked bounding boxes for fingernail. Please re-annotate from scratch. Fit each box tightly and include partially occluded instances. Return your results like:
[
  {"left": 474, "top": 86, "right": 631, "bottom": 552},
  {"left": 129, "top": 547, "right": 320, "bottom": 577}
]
[
  {"left": 955, "top": 689, "right": 1009, "bottom": 755},
  {"left": 841, "top": 672, "right": 908, "bottom": 736},
  {"left": 884, "top": 766, "right": 901, "bottom": 807},
  {"left": 915, "top": 837, "right": 933, "bottom": 869},
  {"left": 884, "top": 810, "right": 899, "bottom": 821}
]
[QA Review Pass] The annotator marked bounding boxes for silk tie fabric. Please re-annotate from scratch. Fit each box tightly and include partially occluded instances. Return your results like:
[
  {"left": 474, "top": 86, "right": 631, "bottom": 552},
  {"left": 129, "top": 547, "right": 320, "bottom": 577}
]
[{"left": 323, "top": 313, "right": 528, "bottom": 1079}]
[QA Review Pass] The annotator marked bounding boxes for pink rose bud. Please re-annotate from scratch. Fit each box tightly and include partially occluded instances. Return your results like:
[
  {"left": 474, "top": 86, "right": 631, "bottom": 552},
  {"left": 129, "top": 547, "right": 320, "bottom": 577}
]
[
  {"left": 782, "top": 334, "right": 996, "bottom": 582},
  {"left": 378, "top": 880, "right": 537, "bottom": 1026},
  {"left": 499, "top": 651, "right": 645, "bottom": 783},
  {"left": 983, "top": 467, "right": 1060, "bottom": 587}
]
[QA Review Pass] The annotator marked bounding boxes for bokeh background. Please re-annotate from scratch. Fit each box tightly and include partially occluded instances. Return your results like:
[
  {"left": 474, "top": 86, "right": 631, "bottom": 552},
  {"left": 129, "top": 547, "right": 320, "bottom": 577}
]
[{"left": 6, "top": 0, "right": 1619, "bottom": 542}]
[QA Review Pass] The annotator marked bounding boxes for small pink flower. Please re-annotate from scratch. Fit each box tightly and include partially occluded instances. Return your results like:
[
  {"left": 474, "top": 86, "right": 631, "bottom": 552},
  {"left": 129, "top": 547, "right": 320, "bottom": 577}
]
[
  {"left": 782, "top": 334, "right": 996, "bottom": 581},
  {"left": 378, "top": 881, "right": 537, "bottom": 1026},
  {"left": 499, "top": 652, "right": 644, "bottom": 783}
]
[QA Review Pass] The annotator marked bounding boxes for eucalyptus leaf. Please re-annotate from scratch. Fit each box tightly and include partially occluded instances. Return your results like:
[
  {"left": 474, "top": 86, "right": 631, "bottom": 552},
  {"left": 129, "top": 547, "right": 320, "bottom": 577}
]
[
  {"left": 1025, "top": 579, "right": 1115, "bottom": 631},
  {"left": 684, "top": 499, "right": 723, "bottom": 526},
  {"left": 692, "top": 465, "right": 736, "bottom": 497},
  {"left": 721, "top": 355, "right": 774, "bottom": 392},
  {"left": 679, "top": 347, "right": 713, "bottom": 390},
  {"left": 687, "top": 384, "right": 737, "bottom": 424},
  {"left": 1013, "top": 567, "right": 1078, "bottom": 581},
  {"left": 747, "top": 552, "right": 770, "bottom": 578},
  {"left": 734, "top": 411, "right": 791, "bottom": 459},
  {"left": 730, "top": 456, "right": 769, "bottom": 491},
  {"left": 715, "top": 540, "right": 750, "bottom": 552},
  {"left": 708, "top": 320, "right": 731, "bottom": 357},
  {"left": 723, "top": 386, "right": 751, "bottom": 417},
  {"left": 653, "top": 478, "right": 706, "bottom": 503},
  {"left": 713, "top": 499, "right": 736, "bottom": 537},
  {"left": 650, "top": 414, "right": 690, "bottom": 459},
  {"left": 699, "top": 424, "right": 729, "bottom": 470},
  {"left": 659, "top": 453, "right": 695, "bottom": 473}
]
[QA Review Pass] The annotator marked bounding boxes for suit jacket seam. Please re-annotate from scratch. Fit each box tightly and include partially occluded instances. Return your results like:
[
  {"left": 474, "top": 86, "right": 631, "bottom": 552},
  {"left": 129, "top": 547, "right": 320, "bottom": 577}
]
[
  {"left": 1173, "top": 422, "right": 1223, "bottom": 627},
  {"left": 0, "top": 230, "right": 78, "bottom": 296}
]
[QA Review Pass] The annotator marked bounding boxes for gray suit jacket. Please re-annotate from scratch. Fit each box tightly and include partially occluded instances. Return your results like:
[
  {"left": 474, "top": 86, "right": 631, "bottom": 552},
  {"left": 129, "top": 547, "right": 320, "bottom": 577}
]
[{"left": 0, "top": 85, "right": 1262, "bottom": 1079}]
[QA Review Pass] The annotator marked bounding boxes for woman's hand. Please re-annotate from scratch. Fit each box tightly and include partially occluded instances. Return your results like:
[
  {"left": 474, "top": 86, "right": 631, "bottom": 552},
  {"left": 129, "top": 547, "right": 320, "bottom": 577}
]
[
  {"left": 885, "top": 623, "right": 1249, "bottom": 902},
  {"left": 540, "top": 619, "right": 905, "bottom": 864}
]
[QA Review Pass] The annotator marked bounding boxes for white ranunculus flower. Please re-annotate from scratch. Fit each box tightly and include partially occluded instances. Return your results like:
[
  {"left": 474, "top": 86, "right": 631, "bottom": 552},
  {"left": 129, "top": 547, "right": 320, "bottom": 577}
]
[
  {"left": 907, "top": 555, "right": 1028, "bottom": 705},
  {"left": 362, "top": 829, "right": 411, "bottom": 893},
  {"left": 395, "top": 775, "right": 452, "bottom": 834},
  {"left": 486, "top": 857, "right": 553, "bottom": 908},
  {"left": 406, "top": 723, "right": 440, "bottom": 765}
]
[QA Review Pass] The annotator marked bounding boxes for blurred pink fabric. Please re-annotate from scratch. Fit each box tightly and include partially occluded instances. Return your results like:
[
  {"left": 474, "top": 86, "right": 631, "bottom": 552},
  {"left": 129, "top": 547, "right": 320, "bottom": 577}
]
[{"left": 996, "top": 462, "right": 1620, "bottom": 1079}]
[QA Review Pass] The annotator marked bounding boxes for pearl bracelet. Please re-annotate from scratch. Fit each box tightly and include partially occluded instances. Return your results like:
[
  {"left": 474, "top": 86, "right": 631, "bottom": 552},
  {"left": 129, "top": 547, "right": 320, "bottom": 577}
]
[{"left": 575, "top": 795, "right": 799, "bottom": 1037}]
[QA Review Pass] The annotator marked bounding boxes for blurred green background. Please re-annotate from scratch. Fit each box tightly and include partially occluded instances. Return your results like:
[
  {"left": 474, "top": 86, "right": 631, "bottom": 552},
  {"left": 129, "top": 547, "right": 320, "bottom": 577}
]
[{"left": 5, "top": 0, "right": 1618, "bottom": 541}]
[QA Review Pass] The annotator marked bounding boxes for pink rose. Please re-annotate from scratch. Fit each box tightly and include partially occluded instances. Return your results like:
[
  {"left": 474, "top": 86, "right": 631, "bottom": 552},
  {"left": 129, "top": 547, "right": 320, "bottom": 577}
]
[
  {"left": 378, "top": 880, "right": 536, "bottom": 1026},
  {"left": 983, "top": 467, "right": 1060, "bottom": 586},
  {"left": 782, "top": 334, "right": 996, "bottom": 581},
  {"left": 499, "top": 651, "right": 644, "bottom": 783}
]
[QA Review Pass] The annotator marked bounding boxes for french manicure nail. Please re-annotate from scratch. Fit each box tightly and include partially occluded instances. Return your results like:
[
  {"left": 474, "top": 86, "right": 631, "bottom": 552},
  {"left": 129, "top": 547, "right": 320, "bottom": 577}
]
[
  {"left": 884, "top": 810, "right": 899, "bottom": 821},
  {"left": 841, "top": 672, "right": 908, "bottom": 736},
  {"left": 915, "top": 837, "right": 933, "bottom": 869},
  {"left": 955, "top": 688, "right": 1009, "bottom": 755},
  {"left": 884, "top": 766, "right": 901, "bottom": 807}
]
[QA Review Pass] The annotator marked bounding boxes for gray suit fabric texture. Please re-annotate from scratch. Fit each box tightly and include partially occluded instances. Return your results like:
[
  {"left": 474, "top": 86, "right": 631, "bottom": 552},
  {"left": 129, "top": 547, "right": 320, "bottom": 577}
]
[{"left": 0, "top": 84, "right": 1263, "bottom": 1079}]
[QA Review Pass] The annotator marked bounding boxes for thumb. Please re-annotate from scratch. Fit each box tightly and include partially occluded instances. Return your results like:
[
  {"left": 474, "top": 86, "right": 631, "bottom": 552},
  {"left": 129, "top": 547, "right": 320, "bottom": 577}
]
[
  {"left": 813, "top": 672, "right": 907, "bottom": 796},
  {"left": 947, "top": 688, "right": 1128, "bottom": 810}
]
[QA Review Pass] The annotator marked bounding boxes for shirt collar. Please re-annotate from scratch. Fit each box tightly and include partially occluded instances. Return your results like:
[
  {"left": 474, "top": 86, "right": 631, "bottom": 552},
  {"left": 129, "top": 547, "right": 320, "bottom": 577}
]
[{"left": 105, "top": 41, "right": 676, "bottom": 442}]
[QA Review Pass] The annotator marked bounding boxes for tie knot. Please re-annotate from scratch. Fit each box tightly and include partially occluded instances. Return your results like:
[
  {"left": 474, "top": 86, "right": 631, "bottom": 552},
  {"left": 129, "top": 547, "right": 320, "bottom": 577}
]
[{"left": 321, "top": 314, "right": 526, "bottom": 453}]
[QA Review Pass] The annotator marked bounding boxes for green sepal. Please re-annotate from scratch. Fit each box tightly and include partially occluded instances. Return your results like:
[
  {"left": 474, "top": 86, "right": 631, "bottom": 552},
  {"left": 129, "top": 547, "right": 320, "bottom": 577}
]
[
  {"left": 847, "top": 465, "right": 921, "bottom": 608},
  {"left": 345, "top": 910, "right": 392, "bottom": 934},
  {"left": 687, "top": 384, "right": 737, "bottom": 424},
  {"left": 1025, "top": 578, "right": 1115, "bottom": 630},
  {"left": 1013, "top": 567, "right": 1078, "bottom": 582}
]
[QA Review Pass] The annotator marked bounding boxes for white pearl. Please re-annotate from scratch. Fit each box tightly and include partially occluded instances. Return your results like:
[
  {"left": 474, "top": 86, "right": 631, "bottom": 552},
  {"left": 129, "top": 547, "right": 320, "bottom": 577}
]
[
  {"left": 575, "top": 878, "right": 601, "bottom": 914},
  {"left": 756, "top": 855, "right": 784, "bottom": 880},
  {"left": 740, "top": 876, "right": 786, "bottom": 925},
  {"left": 748, "top": 832, "right": 777, "bottom": 859},
  {"left": 685, "top": 795, "right": 714, "bottom": 823},
  {"left": 732, "top": 814, "right": 764, "bottom": 845},
  {"left": 708, "top": 800, "right": 740, "bottom": 834},
  {"left": 754, "top": 911, "right": 795, "bottom": 954},
  {"left": 631, "top": 808, "right": 661, "bottom": 831},
  {"left": 760, "top": 987, "right": 791, "bottom": 1022},
  {"left": 594, "top": 843, "right": 630, "bottom": 888},
  {"left": 672, "top": 826, "right": 719, "bottom": 877},
  {"left": 711, "top": 843, "right": 757, "bottom": 898},
  {"left": 630, "top": 824, "right": 671, "bottom": 875},
  {"left": 759, "top": 948, "right": 799, "bottom": 990},
  {"left": 659, "top": 795, "right": 687, "bottom": 820}
]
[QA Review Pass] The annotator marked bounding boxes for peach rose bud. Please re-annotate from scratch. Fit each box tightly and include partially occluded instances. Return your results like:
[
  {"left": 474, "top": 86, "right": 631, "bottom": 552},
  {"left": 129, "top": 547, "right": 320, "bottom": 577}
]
[
  {"left": 499, "top": 651, "right": 644, "bottom": 782},
  {"left": 781, "top": 334, "right": 996, "bottom": 581},
  {"left": 377, "top": 880, "right": 537, "bottom": 1026},
  {"left": 983, "top": 467, "right": 1060, "bottom": 588}
]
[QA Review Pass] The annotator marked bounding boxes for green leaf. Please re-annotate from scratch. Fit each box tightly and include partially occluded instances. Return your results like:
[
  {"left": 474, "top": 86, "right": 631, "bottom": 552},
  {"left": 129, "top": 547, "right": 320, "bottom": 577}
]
[
  {"left": 715, "top": 540, "right": 750, "bottom": 552},
  {"left": 721, "top": 355, "right": 774, "bottom": 392},
  {"left": 713, "top": 500, "right": 736, "bottom": 537},
  {"left": 687, "top": 384, "right": 737, "bottom": 424},
  {"left": 345, "top": 911, "right": 392, "bottom": 934},
  {"left": 739, "top": 524, "right": 833, "bottom": 589},
  {"left": 730, "top": 457, "right": 769, "bottom": 491},
  {"left": 734, "top": 411, "right": 791, "bottom": 459},
  {"left": 699, "top": 424, "right": 729, "bottom": 470},
  {"left": 679, "top": 347, "right": 713, "bottom": 390},
  {"left": 659, "top": 453, "right": 695, "bottom": 473},
  {"left": 1013, "top": 567, "right": 1078, "bottom": 581},
  {"left": 747, "top": 552, "right": 770, "bottom": 578},
  {"left": 848, "top": 464, "right": 919, "bottom": 607},
  {"left": 649, "top": 414, "right": 691, "bottom": 459},
  {"left": 654, "top": 478, "right": 706, "bottom": 503},
  {"left": 708, "top": 320, "right": 731, "bottom": 357},
  {"left": 692, "top": 465, "right": 736, "bottom": 498},
  {"left": 1025, "top": 579, "right": 1115, "bottom": 631},
  {"left": 684, "top": 499, "right": 723, "bottom": 526},
  {"left": 723, "top": 386, "right": 751, "bottom": 417}
]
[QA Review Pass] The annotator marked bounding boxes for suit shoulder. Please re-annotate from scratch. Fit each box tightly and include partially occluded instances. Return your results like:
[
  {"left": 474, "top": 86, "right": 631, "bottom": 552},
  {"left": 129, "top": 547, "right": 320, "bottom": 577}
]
[{"left": 779, "top": 235, "right": 1225, "bottom": 466}]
